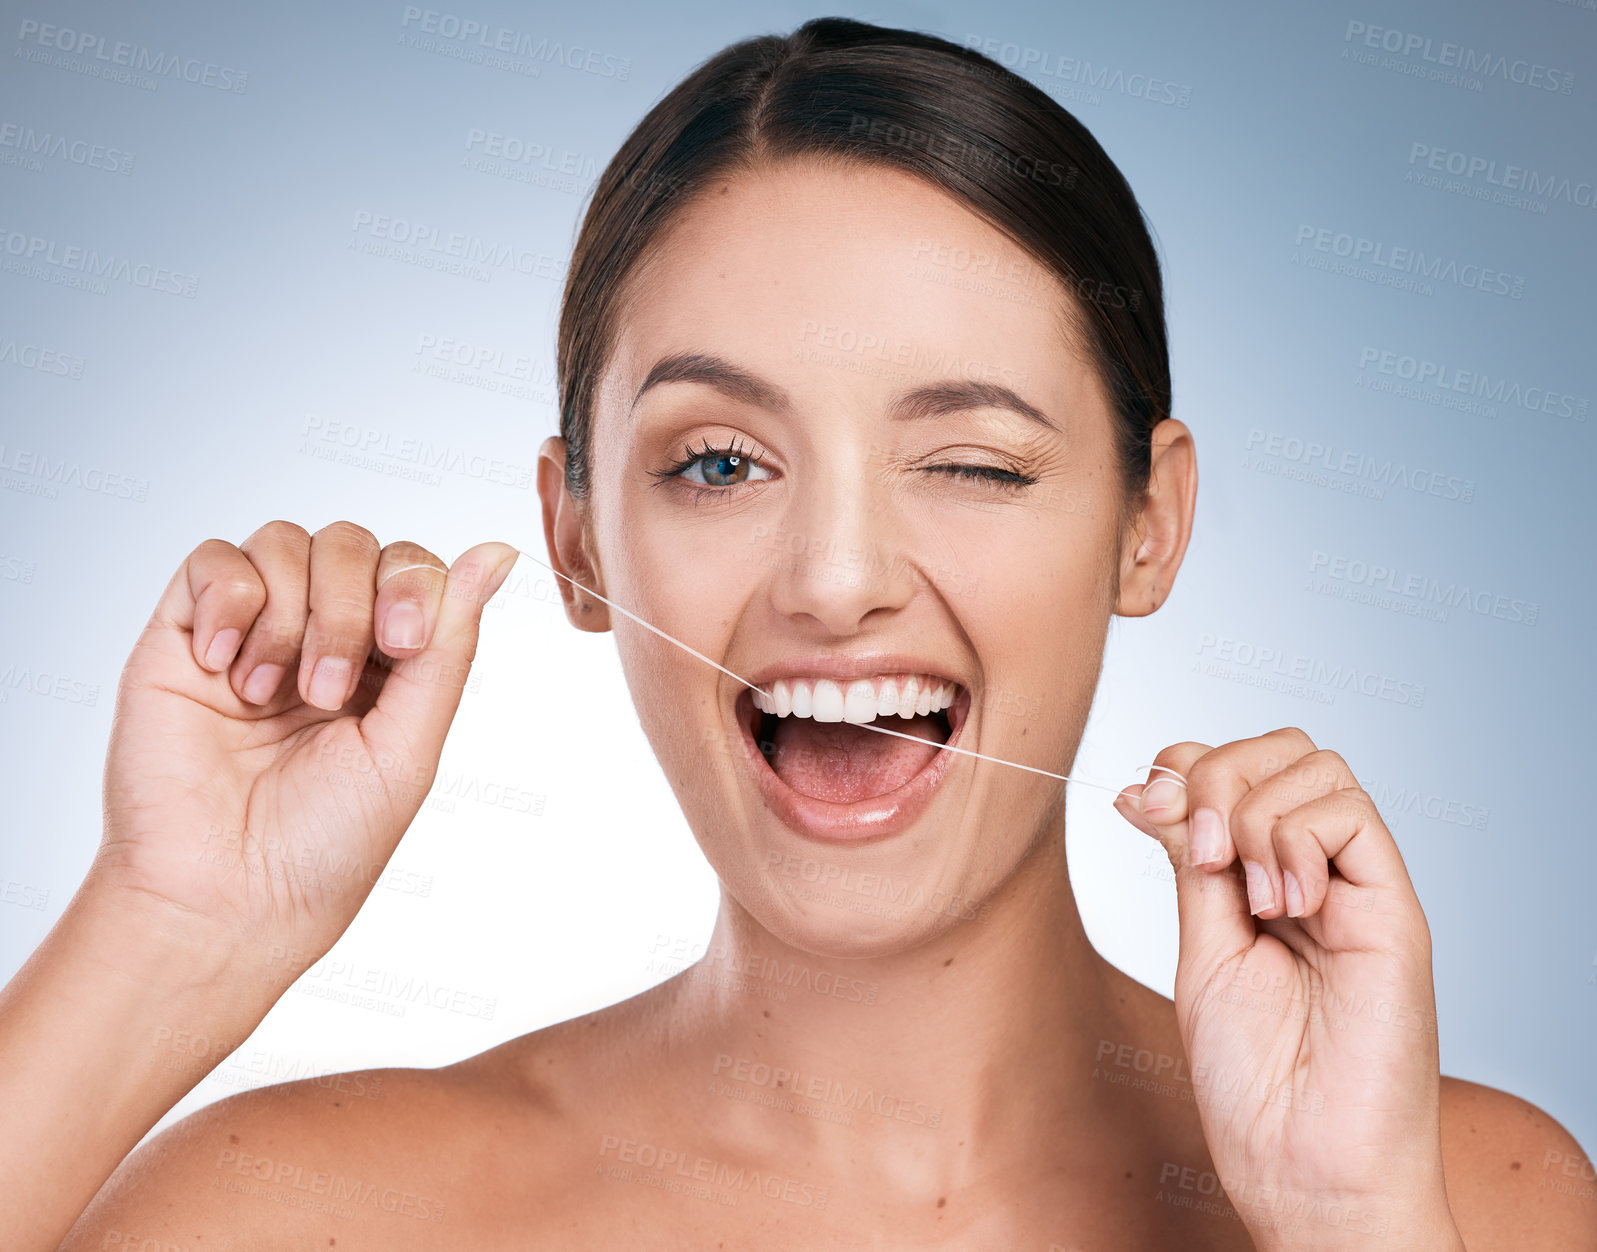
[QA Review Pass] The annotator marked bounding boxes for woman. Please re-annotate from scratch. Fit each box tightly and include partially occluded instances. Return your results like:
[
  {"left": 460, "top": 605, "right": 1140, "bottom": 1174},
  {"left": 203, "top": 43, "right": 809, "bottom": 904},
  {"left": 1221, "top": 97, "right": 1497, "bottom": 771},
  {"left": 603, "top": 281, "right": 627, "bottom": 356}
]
[{"left": 5, "top": 17, "right": 1590, "bottom": 1251}]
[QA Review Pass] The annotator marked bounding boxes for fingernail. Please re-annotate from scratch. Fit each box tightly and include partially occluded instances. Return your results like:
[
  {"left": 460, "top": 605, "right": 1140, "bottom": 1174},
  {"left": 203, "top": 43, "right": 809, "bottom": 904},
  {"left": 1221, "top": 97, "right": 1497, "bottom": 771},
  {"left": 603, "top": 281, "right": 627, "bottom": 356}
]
[
  {"left": 1139, "top": 778, "right": 1181, "bottom": 817},
  {"left": 1283, "top": 869, "right": 1304, "bottom": 918},
  {"left": 205, "top": 627, "right": 242, "bottom": 671},
  {"left": 242, "top": 662, "right": 285, "bottom": 705},
  {"left": 382, "top": 600, "right": 425, "bottom": 651},
  {"left": 1244, "top": 860, "right": 1275, "bottom": 914},
  {"left": 308, "top": 656, "right": 353, "bottom": 709},
  {"left": 1190, "top": 807, "right": 1225, "bottom": 865}
]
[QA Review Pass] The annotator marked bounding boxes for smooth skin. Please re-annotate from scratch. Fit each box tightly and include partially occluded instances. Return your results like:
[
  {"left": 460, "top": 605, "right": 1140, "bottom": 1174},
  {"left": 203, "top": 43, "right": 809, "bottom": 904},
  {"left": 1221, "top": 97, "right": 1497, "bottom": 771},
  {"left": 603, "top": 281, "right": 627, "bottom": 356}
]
[{"left": 4, "top": 158, "right": 1591, "bottom": 1251}]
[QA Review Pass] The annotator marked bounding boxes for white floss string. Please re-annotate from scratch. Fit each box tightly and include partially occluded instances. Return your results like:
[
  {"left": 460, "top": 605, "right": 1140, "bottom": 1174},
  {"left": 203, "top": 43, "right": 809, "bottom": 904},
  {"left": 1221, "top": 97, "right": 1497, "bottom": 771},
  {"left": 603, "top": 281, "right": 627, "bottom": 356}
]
[{"left": 508, "top": 548, "right": 1187, "bottom": 802}]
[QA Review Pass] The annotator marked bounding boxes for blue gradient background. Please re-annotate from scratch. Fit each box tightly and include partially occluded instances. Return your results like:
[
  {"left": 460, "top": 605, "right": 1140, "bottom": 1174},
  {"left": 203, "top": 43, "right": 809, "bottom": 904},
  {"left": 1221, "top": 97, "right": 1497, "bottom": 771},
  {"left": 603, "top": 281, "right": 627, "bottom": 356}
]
[{"left": 2, "top": 0, "right": 1593, "bottom": 1159}]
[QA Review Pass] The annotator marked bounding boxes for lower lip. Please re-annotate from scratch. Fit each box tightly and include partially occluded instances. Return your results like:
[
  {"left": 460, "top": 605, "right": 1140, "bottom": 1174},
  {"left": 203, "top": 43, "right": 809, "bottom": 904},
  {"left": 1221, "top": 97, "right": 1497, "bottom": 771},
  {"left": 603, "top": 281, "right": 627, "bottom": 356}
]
[{"left": 734, "top": 685, "right": 971, "bottom": 846}]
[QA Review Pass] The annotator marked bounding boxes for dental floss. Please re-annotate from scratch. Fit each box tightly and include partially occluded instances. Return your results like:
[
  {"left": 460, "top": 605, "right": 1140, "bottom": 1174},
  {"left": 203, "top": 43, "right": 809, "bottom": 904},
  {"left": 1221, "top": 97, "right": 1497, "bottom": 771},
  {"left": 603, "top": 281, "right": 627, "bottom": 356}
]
[{"left": 507, "top": 547, "right": 1187, "bottom": 802}]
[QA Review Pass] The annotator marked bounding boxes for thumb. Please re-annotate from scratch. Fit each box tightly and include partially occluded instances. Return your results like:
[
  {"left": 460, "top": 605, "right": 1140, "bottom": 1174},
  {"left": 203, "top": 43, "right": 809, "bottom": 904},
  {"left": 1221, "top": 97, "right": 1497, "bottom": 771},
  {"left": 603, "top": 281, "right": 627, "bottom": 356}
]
[
  {"left": 1117, "top": 774, "right": 1257, "bottom": 988},
  {"left": 361, "top": 542, "right": 519, "bottom": 775}
]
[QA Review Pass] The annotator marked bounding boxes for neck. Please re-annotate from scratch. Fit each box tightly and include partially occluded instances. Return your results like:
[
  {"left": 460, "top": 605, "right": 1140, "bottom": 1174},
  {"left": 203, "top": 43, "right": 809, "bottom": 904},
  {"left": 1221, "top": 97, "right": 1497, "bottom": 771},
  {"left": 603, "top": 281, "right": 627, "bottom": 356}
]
[{"left": 663, "top": 825, "right": 1142, "bottom": 1200}]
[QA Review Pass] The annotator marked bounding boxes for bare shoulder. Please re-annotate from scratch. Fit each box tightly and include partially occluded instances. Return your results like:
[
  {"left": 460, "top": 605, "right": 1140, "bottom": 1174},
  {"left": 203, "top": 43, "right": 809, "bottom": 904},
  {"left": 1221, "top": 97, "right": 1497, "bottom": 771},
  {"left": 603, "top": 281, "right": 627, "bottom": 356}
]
[
  {"left": 57, "top": 1029, "right": 578, "bottom": 1251},
  {"left": 1439, "top": 1075, "right": 1597, "bottom": 1249}
]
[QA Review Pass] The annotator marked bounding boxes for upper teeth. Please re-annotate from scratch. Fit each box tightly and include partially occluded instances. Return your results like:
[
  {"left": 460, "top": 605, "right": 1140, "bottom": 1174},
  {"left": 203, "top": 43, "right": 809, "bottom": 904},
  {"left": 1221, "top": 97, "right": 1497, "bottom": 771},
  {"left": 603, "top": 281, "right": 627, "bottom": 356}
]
[{"left": 752, "top": 674, "right": 957, "bottom": 723}]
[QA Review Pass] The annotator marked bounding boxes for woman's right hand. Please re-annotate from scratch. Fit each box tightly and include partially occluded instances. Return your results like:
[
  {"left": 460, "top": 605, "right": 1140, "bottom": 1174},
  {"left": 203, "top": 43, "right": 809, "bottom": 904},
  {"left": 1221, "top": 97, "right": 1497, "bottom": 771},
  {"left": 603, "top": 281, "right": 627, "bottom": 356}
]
[{"left": 95, "top": 520, "right": 518, "bottom": 980}]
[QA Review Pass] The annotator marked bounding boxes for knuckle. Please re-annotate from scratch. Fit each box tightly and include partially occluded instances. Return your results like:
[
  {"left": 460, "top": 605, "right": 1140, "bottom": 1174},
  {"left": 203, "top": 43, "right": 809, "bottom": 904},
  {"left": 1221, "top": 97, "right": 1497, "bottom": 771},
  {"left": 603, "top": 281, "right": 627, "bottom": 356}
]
[
  {"left": 306, "top": 595, "right": 376, "bottom": 638},
  {"left": 1152, "top": 740, "right": 1207, "bottom": 767},
  {"left": 1183, "top": 752, "right": 1228, "bottom": 793},
  {"left": 316, "top": 519, "right": 379, "bottom": 552},
  {"left": 381, "top": 539, "right": 443, "bottom": 567},
  {"left": 255, "top": 519, "right": 312, "bottom": 550},
  {"left": 1309, "top": 748, "right": 1352, "bottom": 786},
  {"left": 1340, "top": 784, "right": 1377, "bottom": 814},
  {"left": 1231, "top": 786, "right": 1273, "bottom": 825},
  {"left": 214, "top": 575, "right": 266, "bottom": 606},
  {"left": 243, "top": 615, "right": 304, "bottom": 657},
  {"left": 193, "top": 536, "right": 240, "bottom": 560}
]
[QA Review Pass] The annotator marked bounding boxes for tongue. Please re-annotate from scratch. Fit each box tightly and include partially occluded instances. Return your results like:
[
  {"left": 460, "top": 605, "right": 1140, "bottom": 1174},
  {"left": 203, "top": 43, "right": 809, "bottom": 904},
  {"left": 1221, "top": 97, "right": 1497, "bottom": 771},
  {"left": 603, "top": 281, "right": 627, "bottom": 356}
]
[{"left": 768, "top": 714, "right": 945, "bottom": 802}]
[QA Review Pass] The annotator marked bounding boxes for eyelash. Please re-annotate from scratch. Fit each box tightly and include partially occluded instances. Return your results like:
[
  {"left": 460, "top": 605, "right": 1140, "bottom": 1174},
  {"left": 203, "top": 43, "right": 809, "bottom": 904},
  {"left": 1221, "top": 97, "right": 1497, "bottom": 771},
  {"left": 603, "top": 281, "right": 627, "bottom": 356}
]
[
  {"left": 647, "top": 435, "right": 772, "bottom": 499},
  {"left": 648, "top": 439, "right": 1040, "bottom": 498}
]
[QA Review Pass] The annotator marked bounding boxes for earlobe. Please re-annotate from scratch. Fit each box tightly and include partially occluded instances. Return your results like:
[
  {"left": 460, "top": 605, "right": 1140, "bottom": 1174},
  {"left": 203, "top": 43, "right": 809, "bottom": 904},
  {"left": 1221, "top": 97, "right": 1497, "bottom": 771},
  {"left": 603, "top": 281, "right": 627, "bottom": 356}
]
[{"left": 536, "top": 435, "right": 613, "bottom": 633}]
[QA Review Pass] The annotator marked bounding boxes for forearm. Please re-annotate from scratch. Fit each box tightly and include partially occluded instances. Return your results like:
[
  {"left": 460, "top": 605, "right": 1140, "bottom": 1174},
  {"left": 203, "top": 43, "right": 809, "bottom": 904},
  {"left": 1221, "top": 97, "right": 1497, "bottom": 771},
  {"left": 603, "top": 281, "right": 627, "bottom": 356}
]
[{"left": 0, "top": 882, "right": 284, "bottom": 1252}]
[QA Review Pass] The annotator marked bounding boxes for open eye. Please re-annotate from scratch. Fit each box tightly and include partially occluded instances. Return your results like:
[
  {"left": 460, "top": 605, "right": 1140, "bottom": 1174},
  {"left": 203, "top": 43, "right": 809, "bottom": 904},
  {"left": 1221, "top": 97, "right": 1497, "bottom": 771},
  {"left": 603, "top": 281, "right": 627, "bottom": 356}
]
[
  {"left": 679, "top": 446, "right": 776, "bottom": 488},
  {"left": 651, "top": 435, "right": 776, "bottom": 493}
]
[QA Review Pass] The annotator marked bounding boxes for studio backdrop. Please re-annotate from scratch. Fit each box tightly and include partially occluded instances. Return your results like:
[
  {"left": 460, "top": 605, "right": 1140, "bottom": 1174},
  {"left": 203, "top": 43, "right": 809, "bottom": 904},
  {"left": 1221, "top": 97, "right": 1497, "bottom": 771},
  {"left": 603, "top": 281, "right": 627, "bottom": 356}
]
[{"left": 1, "top": 0, "right": 1592, "bottom": 1154}]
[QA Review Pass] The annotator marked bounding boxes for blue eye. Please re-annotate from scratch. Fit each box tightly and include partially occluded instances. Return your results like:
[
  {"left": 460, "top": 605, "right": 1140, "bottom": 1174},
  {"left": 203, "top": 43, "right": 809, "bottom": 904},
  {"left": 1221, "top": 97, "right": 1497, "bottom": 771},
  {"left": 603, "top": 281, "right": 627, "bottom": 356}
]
[
  {"left": 680, "top": 448, "right": 775, "bottom": 488},
  {"left": 650, "top": 436, "right": 775, "bottom": 493}
]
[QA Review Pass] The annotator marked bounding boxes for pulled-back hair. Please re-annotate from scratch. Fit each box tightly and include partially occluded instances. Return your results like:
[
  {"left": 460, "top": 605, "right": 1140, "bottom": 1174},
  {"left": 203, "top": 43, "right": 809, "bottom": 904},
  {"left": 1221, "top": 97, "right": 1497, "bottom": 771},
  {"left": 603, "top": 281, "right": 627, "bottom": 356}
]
[{"left": 557, "top": 16, "right": 1168, "bottom": 514}]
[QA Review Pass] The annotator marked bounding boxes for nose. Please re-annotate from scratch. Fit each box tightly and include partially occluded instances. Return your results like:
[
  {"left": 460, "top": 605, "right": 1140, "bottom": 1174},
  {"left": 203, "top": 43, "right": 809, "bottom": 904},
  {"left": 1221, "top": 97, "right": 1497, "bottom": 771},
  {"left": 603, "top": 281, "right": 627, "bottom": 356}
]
[{"left": 762, "top": 443, "right": 921, "bottom": 635}]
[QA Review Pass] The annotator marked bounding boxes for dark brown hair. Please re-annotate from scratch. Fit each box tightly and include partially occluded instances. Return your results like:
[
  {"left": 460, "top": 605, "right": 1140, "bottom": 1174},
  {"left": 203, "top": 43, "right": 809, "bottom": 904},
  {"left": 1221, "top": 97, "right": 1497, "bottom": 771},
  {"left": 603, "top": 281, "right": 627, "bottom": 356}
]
[{"left": 556, "top": 16, "right": 1168, "bottom": 514}]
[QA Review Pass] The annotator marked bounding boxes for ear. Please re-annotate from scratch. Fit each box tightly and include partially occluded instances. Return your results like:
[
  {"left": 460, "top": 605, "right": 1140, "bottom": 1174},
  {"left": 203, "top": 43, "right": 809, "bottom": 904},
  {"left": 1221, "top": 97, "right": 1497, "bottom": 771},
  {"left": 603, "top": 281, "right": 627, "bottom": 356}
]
[
  {"left": 1114, "top": 417, "right": 1197, "bottom": 617},
  {"left": 537, "top": 435, "right": 612, "bottom": 633}
]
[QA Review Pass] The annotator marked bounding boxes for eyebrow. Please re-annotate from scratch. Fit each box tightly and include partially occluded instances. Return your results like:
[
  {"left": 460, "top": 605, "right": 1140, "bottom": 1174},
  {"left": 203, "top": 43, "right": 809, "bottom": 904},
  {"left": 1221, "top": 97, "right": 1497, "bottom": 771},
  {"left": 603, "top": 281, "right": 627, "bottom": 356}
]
[{"left": 631, "top": 351, "right": 1060, "bottom": 433}]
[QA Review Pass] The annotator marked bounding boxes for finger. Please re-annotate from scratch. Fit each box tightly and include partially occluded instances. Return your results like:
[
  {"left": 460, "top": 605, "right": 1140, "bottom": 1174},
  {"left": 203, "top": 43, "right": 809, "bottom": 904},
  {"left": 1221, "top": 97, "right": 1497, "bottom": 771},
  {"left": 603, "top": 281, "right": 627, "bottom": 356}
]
[
  {"left": 1111, "top": 783, "right": 1163, "bottom": 840},
  {"left": 233, "top": 520, "right": 312, "bottom": 706},
  {"left": 152, "top": 539, "right": 266, "bottom": 676},
  {"left": 360, "top": 542, "right": 520, "bottom": 785},
  {"left": 1119, "top": 741, "right": 1257, "bottom": 976},
  {"left": 1127, "top": 741, "right": 1209, "bottom": 837},
  {"left": 1269, "top": 787, "right": 1418, "bottom": 923},
  {"left": 1181, "top": 726, "right": 1319, "bottom": 873},
  {"left": 1230, "top": 748, "right": 1359, "bottom": 918},
  {"left": 300, "top": 521, "right": 381, "bottom": 711},
  {"left": 373, "top": 542, "right": 449, "bottom": 658},
  {"left": 174, "top": 536, "right": 265, "bottom": 673}
]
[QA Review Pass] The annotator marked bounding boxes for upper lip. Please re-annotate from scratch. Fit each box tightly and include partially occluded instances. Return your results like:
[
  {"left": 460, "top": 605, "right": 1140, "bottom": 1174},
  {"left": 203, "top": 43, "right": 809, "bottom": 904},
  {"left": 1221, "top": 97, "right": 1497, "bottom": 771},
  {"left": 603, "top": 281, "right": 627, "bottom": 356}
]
[{"left": 742, "top": 652, "right": 970, "bottom": 695}]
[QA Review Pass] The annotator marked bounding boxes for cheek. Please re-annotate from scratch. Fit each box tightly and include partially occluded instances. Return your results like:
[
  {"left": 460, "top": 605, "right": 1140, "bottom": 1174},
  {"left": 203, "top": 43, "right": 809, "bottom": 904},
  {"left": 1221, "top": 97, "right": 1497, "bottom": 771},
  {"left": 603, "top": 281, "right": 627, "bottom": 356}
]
[{"left": 958, "top": 514, "right": 1117, "bottom": 728}]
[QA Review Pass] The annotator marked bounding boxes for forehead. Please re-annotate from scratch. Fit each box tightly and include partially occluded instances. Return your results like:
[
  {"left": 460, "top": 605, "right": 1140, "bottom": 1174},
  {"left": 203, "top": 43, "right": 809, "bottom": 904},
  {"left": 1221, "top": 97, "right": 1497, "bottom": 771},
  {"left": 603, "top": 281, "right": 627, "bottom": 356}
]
[{"left": 599, "top": 157, "right": 1094, "bottom": 429}]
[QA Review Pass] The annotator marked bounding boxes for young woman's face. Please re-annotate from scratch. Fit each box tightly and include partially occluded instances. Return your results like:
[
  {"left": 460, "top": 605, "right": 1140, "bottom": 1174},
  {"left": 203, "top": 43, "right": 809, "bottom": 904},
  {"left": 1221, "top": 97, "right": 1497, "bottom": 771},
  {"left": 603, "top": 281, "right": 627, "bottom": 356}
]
[{"left": 564, "top": 157, "right": 1149, "bottom": 957}]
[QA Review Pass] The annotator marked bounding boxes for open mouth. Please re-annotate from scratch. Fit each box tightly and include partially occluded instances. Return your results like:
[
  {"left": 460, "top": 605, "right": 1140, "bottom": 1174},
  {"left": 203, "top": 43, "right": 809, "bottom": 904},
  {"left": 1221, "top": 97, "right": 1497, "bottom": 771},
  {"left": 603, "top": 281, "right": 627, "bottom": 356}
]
[{"left": 735, "top": 674, "right": 969, "bottom": 813}]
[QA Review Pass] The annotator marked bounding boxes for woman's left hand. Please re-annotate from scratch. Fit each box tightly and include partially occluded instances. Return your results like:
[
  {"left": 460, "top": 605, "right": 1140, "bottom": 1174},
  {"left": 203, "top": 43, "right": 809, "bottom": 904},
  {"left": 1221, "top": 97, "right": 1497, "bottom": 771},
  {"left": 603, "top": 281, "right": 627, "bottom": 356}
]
[{"left": 1115, "top": 727, "right": 1465, "bottom": 1252}]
